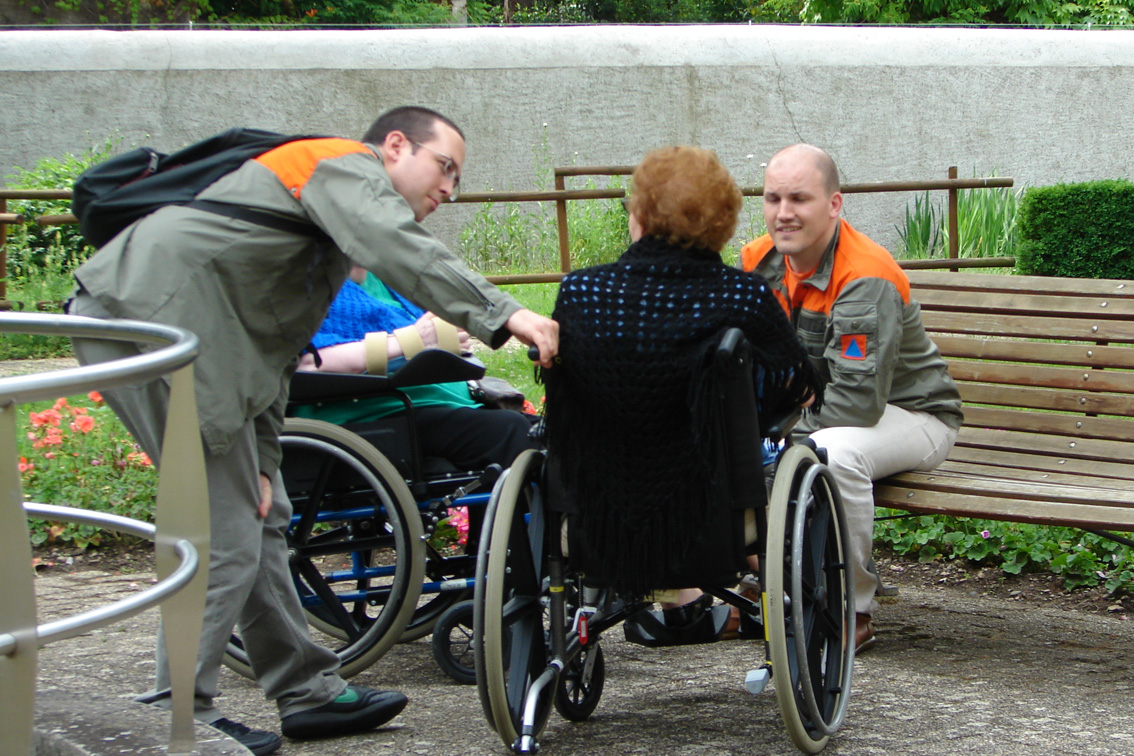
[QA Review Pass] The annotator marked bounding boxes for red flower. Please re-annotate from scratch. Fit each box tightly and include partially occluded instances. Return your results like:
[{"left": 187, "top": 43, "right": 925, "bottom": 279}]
[
  {"left": 71, "top": 415, "right": 95, "bottom": 434},
  {"left": 30, "top": 409, "right": 62, "bottom": 428},
  {"left": 88, "top": 391, "right": 104, "bottom": 405}
]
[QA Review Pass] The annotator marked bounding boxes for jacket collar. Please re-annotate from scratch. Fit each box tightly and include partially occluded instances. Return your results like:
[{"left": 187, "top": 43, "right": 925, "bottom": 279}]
[{"left": 765, "top": 220, "right": 842, "bottom": 293}]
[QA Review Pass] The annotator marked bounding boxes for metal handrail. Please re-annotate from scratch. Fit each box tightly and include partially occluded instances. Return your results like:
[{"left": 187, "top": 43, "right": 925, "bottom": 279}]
[
  {"left": 0, "top": 312, "right": 208, "bottom": 756},
  {"left": 0, "top": 503, "right": 198, "bottom": 656},
  {"left": 0, "top": 313, "right": 198, "bottom": 407}
]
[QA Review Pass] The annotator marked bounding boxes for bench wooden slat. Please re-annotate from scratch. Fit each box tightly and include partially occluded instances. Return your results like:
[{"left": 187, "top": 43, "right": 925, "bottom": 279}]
[
  {"left": 951, "top": 364, "right": 1134, "bottom": 395},
  {"left": 955, "top": 425, "right": 1134, "bottom": 462},
  {"left": 930, "top": 336, "right": 1134, "bottom": 369},
  {"left": 947, "top": 444, "right": 1134, "bottom": 480},
  {"left": 958, "top": 405, "right": 1134, "bottom": 442},
  {"left": 958, "top": 381, "right": 1134, "bottom": 415},
  {"left": 932, "top": 459, "right": 1134, "bottom": 491},
  {"left": 873, "top": 477, "right": 1134, "bottom": 532},
  {"left": 915, "top": 288, "right": 1134, "bottom": 319},
  {"left": 920, "top": 310, "right": 1134, "bottom": 342},
  {"left": 908, "top": 270, "right": 1134, "bottom": 299},
  {"left": 881, "top": 468, "right": 1134, "bottom": 505}
]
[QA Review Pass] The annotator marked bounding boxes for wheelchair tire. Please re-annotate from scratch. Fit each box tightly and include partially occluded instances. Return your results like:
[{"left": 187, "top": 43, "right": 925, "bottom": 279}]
[
  {"left": 431, "top": 599, "right": 477, "bottom": 685},
  {"left": 474, "top": 449, "right": 556, "bottom": 749},
  {"left": 765, "top": 444, "right": 856, "bottom": 754},
  {"left": 554, "top": 642, "right": 605, "bottom": 722},
  {"left": 223, "top": 419, "right": 425, "bottom": 679}
]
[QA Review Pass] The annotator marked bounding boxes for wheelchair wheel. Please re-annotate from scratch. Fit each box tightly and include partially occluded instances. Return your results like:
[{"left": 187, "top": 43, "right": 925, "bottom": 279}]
[
  {"left": 431, "top": 599, "right": 477, "bottom": 685},
  {"left": 765, "top": 444, "right": 855, "bottom": 754},
  {"left": 554, "top": 642, "right": 605, "bottom": 722},
  {"left": 474, "top": 449, "right": 556, "bottom": 750},
  {"left": 223, "top": 418, "right": 425, "bottom": 679}
]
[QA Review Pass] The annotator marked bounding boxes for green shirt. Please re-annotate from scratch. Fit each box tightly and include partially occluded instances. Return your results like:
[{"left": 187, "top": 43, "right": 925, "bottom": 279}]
[{"left": 293, "top": 273, "right": 480, "bottom": 425}]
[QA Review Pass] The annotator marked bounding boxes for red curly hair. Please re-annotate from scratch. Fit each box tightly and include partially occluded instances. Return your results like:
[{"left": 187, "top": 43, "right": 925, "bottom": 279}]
[{"left": 628, "top": 145, "right": 742, "bottom": 254}]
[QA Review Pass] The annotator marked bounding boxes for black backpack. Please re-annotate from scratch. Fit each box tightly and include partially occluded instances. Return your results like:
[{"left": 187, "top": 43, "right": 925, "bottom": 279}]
[{"left": 72, "top": 127, "right": 328, "bottom": 249}]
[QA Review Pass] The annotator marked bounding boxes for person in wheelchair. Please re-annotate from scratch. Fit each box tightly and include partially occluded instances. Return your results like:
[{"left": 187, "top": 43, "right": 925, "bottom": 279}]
[
  {"left": 294, "top": 265, "right": 540, "bottom": 472},
  {"left": 541, "top": 145, "right": 823, "bottom": 647}
]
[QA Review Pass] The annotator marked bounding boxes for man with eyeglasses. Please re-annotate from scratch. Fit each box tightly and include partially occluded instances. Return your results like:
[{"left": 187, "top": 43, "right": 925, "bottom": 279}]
[{"left": 67, "top": 105, "right": 558, "bottom": 755}]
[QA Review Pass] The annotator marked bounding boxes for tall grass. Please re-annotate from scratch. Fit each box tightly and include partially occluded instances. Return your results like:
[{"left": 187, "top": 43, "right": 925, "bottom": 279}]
[
  {"left": 459, "top": 177, "right": 629, "bottom": 275},
  {"left": 895, "top": 174, "right": 1022, "bottom": 261}
]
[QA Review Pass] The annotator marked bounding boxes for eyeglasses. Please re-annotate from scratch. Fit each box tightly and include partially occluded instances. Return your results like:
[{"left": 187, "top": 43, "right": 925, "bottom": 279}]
[{"left": 410, "top": 140, "right": 461, "bottom": 201}]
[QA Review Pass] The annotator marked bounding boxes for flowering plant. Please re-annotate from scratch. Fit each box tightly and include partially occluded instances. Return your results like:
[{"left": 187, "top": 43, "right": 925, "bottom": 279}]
[
  {"left": 428, "top": 506, "right": 471, "bottom": 554},
  {"left": 18, "top": 392, "right": 157, "bottom": 549}
]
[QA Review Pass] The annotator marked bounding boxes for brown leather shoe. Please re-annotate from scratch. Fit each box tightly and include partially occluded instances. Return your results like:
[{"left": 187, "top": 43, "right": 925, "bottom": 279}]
[{"left": 855, "top": 613, "right": 876, "bottom": 655}]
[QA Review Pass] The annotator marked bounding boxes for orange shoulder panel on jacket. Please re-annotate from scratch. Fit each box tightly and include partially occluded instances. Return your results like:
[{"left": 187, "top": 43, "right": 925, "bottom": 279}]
[
  {"left": 254, "top": 138, "right": 373, "bottom": 200},
  {"left": 740, "top": 235, "right": 775, "bottom": 272},
  {"left": 832, "top": 221, "right": 911, "bottom": 303}
]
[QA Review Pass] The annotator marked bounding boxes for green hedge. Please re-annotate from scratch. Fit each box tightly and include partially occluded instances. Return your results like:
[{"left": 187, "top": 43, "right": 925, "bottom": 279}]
[{"left": 1016, "top": 179, "right": 1134, "bottom": 279}]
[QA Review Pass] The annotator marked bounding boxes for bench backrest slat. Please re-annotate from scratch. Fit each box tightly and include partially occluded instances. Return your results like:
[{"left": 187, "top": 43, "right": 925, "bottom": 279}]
[
  {"left": 961, "top": 405, "right": 1133, "bottom": 442},
  {"left": 908, "top": 270, "right": 1134, "bottom": 298},
  {"left": 930, "top": 336, "right": 1134, "bottom": 369},
  {"left": 951, "top": 364, "right": 1134, "bottom": 394},
  {"left": 920, "top": 311, "right": 1134, "bottom": 342}
]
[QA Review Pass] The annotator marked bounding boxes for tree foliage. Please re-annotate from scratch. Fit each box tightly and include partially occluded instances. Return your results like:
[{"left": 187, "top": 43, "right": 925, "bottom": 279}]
[
  {"left": 800, "top": 0, "right": 1131, "bottom": 25},
  {"left": 4, "top": 0, "right": 1131, "bottom": 41}
]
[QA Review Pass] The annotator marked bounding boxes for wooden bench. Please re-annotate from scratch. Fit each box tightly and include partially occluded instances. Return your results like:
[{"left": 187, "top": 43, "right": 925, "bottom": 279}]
[{"left": 873, "top": 270, "right": 1134, "bottom": 540}]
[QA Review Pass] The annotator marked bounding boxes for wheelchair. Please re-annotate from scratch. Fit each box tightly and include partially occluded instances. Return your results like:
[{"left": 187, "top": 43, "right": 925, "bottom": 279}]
[
  {"left": 223, "top": 349, "right": 514, "bottom": 681},
  {"left": 472, "top": 329, "right": 856, "bottom": 754}
]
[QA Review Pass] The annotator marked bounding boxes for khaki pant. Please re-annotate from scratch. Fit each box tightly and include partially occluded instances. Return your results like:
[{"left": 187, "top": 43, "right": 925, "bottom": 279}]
[
  {"left": 70, "top": 292, "right": 345, "bottom": 723},
  {"left": 809, "top": 404, "right": 957, "bottom": 616}
]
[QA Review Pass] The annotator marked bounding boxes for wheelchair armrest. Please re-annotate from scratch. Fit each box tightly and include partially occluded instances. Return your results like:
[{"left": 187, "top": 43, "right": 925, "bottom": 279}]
[
  {"left": 289, "top": 350, "right": 487, "bottom": 405},
  {"left": 762, "top": 407, "right": 801, "bottom": 444}
]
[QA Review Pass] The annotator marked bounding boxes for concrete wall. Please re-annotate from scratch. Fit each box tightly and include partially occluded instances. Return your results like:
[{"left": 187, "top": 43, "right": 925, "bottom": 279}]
[{"left": 2, "top": 25, "right": 1133, "bottom": 252}]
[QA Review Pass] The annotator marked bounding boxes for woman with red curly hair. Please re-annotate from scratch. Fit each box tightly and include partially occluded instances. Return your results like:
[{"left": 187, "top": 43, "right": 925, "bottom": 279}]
[{"left": 541, "top": 145, "right": 821, "bottom": 645}]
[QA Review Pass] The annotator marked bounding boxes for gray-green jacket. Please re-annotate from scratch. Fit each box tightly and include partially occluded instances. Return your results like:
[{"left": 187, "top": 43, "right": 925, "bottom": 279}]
[{"left": 74, "top": 139, "right": 520, "bottom": 476}]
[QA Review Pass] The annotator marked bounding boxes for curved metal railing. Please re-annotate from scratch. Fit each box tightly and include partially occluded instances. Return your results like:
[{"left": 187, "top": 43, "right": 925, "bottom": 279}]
[
  {"left": 0, "top": 504, "right": 199, "bottom": 656},
  {"left": 0, "top": 312, "right": 208, "bottom": 756}
]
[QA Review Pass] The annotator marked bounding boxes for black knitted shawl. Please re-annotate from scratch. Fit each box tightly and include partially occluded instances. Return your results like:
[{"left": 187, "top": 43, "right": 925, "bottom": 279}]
[{"left": 541, "top": 236, "right": 823, "bottom": 597}]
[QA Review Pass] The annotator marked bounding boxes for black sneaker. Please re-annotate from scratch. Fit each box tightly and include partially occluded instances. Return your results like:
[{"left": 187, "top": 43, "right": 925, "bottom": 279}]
[
  {"left": 281, "top": 685, "right": 408, "bottom": 740},
  {"left": 209, "top": 717, "right": 282, "bottom": 756}
]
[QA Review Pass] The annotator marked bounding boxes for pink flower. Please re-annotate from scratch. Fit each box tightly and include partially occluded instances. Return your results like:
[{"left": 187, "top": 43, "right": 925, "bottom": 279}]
[
  {"left": 447, "top": 506, "right": 470, "bottom": 546},
  {"left": 88, "top": 391, "right": 104, "bottom": 404},
  {"left": 981, "top": 530, "right": 991, "bottom": 539},
  {"left": 18, "top": 457, "right": 34, "bottom": 473}
]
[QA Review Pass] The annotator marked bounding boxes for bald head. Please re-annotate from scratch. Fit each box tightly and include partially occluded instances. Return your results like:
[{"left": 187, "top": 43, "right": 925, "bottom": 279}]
[
  {"left": 761, "top": 143, "right": 844, "bottom": 273},
  {"left": 767, "top": 144, "right": 840, "bottom": 196}
]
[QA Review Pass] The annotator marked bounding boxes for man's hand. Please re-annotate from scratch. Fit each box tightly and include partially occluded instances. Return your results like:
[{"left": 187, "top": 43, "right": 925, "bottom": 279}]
[
  {"left": 505, "top": 309, "right": 559, "bottom": 368},
  {"left": 258, "top": 473, "right": 273, "bottom": 519}
]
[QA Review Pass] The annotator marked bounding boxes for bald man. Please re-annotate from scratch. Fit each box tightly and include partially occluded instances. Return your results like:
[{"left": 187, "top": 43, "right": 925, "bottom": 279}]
[{"left": 741, "top": 144, "right": 963, "bottom": 654}]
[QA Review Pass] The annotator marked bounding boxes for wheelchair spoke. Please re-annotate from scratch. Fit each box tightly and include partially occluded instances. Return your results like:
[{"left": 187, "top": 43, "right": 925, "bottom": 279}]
[
  {"left": 291, "top": 454, "right": 338, "bottom": 547},
  {"left": 296, "top": 556, "right": 367, "bottom": 641}
]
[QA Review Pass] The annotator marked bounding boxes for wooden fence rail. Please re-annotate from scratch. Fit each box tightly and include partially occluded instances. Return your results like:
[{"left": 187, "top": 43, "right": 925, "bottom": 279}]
[{"left": 0, "top": 167, "right": 1014, "bottom": 304}]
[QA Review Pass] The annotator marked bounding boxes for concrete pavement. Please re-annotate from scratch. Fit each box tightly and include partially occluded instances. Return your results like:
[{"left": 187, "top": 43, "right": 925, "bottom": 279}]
[{"left": 30, "top": 564, "right": 1134, "bottom": 756}]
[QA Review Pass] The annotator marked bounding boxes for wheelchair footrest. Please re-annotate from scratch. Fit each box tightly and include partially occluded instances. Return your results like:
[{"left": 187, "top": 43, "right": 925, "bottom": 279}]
[{"left": 623, "top": 598, "right": 738, "bottom": 648}]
